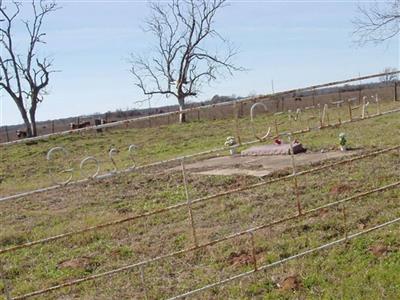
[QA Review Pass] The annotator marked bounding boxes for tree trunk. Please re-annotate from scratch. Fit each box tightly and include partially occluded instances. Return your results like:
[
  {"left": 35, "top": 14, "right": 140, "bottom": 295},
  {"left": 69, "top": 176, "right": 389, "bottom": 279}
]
[
  {"left": 29, "top": 94, "right": 39, "bottom": 137},
  {"left": 14, "top": 97, "right": 33, "bottom": 137},
  {"left": 29, "top": 108, "right": 37, "bottom": 137},
  {"left": 178, "top": 96, "right": 186, "bottom": 123}
]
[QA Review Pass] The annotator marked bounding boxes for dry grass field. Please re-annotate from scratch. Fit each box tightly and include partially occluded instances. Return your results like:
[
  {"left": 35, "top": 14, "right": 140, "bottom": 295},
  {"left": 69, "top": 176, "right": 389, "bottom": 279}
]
[{"left": 0, "top": 97, "right": 399, "bottom": 299}]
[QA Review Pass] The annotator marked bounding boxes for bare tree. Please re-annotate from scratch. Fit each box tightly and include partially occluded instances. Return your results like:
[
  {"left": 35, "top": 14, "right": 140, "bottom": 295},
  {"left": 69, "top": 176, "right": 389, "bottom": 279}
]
[
  {"left": 353, "top": 0, "right": 400, "bottom": 45},
  {"left": 380, "top": 67, "right": 398, "bottom": 83},
  {"left": 0, "top": 0, "right": 58, "bottom": 137},
  {"left": 130, "top": 0, "right": 241, "bottom": 123}
]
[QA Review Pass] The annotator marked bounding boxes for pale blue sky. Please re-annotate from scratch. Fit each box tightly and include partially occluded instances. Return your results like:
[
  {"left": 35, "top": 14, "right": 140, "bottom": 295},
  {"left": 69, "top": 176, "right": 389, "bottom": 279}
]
[{"left": 0, "top": 0, "right": 399, "bottom": 125}]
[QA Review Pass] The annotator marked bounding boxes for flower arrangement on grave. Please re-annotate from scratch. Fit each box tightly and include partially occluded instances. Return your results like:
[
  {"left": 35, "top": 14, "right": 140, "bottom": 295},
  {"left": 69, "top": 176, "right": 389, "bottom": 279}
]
[
  {"left": 225, "top": 136, "right": 237, "bottom": 155},
  {"left": 339, "top": 133, "right": 347, "bottom": 151}
]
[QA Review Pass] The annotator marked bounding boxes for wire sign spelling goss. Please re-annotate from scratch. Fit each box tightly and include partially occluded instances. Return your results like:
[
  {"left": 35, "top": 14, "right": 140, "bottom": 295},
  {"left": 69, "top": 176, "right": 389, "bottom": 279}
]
[{"left": 46, "top": 144, "right": 138, "bottom": 185}]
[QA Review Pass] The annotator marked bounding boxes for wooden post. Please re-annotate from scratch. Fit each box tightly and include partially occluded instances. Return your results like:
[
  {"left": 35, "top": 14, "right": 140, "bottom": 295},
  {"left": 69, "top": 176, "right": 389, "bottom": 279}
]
[
  {"left": 5, "top": 125, "right": 10, "bottom": 142},
  {"left": 347, "top": 100, "right": 353, "bottom": 121},
  {"left": 197, "top": 110, "right": 200, "bottom": 121},
  {"left": 395, "top": 81, "right": 398, "bottom": 102},
  {"left": 51, "top": 121, "right": 55, "bottom": 133}
]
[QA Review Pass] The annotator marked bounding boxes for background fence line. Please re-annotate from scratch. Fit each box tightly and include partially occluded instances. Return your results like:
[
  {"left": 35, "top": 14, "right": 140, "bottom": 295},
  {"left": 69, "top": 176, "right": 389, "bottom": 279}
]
[
  {"left": 1, "top": 70, "right": 399, "bottom": 147},
  {"left": 2, "top": 104, "right": 399, "bottom": 204},
  {"left": 5, "top": 179, "right": 399, "bottom": 300},
  {"left": 1, "top": 145, "right": 398, "bottom": 256}
]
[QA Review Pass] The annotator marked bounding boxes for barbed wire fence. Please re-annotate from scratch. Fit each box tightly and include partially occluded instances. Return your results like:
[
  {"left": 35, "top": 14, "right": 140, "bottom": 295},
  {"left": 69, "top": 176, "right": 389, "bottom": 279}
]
[
  {"left": 1, "top": 72, "right": 399, "bottom": 299},
  {"left": 1, "top": 143, "right": 399, "bottom": 299}
]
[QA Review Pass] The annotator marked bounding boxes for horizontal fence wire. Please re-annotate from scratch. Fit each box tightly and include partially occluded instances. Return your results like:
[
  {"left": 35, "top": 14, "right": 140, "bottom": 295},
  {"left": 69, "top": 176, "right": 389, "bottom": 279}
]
[
  {"left": 168, "top": 216, "right": 400, "bottom": 300},
  {"left": 2, "top": 105, "right": 400, "bottom": 203},
  {"left": 6, "top": 179, "right": 400, "bottom": 300},
  {"left": 1, "top": 145, "right": 399, "bottom": 256},
  {"left": 1, "top": 70, "right": 399, "bottom": 147}
]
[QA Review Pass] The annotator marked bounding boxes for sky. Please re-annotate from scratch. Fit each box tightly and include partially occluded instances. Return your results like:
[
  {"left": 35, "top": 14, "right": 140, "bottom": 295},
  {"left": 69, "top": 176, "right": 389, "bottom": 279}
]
[{"left": 0, "top": 0, "right": 399, "bottom": 126}]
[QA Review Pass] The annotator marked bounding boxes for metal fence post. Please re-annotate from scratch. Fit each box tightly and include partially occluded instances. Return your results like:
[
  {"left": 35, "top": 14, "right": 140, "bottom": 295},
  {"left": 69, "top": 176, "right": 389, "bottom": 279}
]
[
  {"left": 288, "top": 135, "right": 302, "bottom": 216},
  {"left": 181, "top": 159, "right": 199, "bottom": 247},
  {"left": 342, "top": 204, "right": 348, "bottom": 243},
  {"left": 0, "top": 260, "right": 12, "bottom": 300},
  {"left": 140, "top": 265, "right": 149, "bottom": 300},
  {"left": 394, "top": 81, "right": 398, "bottom": 102},
  {"left": 249, "top": 232, "right": 258, "bottom": 271}
]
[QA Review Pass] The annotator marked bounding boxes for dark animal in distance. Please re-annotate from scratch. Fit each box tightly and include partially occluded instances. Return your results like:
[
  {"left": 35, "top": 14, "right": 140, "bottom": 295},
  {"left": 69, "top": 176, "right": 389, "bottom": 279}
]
[
  {"left": 16, "top": 130, "right": 27, "bottom": 139},
  {"left": 70, "top": 121, "right": 91, "bottom": 130}
]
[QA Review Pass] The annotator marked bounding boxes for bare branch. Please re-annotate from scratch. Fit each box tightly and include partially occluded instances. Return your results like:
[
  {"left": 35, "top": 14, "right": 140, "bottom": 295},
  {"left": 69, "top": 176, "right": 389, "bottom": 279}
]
[{"left": 353, "top": 0, "right": 400, "bottom": 45}]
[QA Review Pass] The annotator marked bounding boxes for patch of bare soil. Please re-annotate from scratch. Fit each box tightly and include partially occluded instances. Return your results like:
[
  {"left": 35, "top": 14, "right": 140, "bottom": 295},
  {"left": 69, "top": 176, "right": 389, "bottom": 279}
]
[
  {"left": 277, "top": 274, "right": 302, "bottom": 291},
  {"left": 57, "top": 256, "right": 95, "bottom": 271},
  {"left": 227, "top": 250, "right": 254, "bottom": 266},
  {"left": 369, "top": 245, "right": 389, "bottom": 257},
  {"left": 329, "top": 184, "right": 352, "bottom": 195}
]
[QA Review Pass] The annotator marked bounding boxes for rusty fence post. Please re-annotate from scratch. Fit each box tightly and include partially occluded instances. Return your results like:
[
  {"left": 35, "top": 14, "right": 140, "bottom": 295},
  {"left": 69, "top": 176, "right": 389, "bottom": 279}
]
[
  {"left": 249, "top": 232, "right": 258, "bottom": 271},
  {"left": 288, "top": 135, "right": 302, "bottom": 216},
  {"left": 342, "top": 204, "right": 348, "bottom": 243},
  {"left": 394, "top": 81, "right": 398, "bottom": 102},
  {"left": 139, "top": 265, "right": 149, "bottom": 300},
  {"left": 181, "top": 159, "right": 199, "bottom": 247},
  {"left": 0, "top": 260, "right": 12, "bottom": 300}
]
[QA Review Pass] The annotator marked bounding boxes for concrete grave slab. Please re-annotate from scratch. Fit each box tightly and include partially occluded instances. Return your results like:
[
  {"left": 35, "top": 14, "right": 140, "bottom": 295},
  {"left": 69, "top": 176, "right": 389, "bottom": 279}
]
[{"left": 180, "top": 151, "right": 355, "bottom": 177}]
